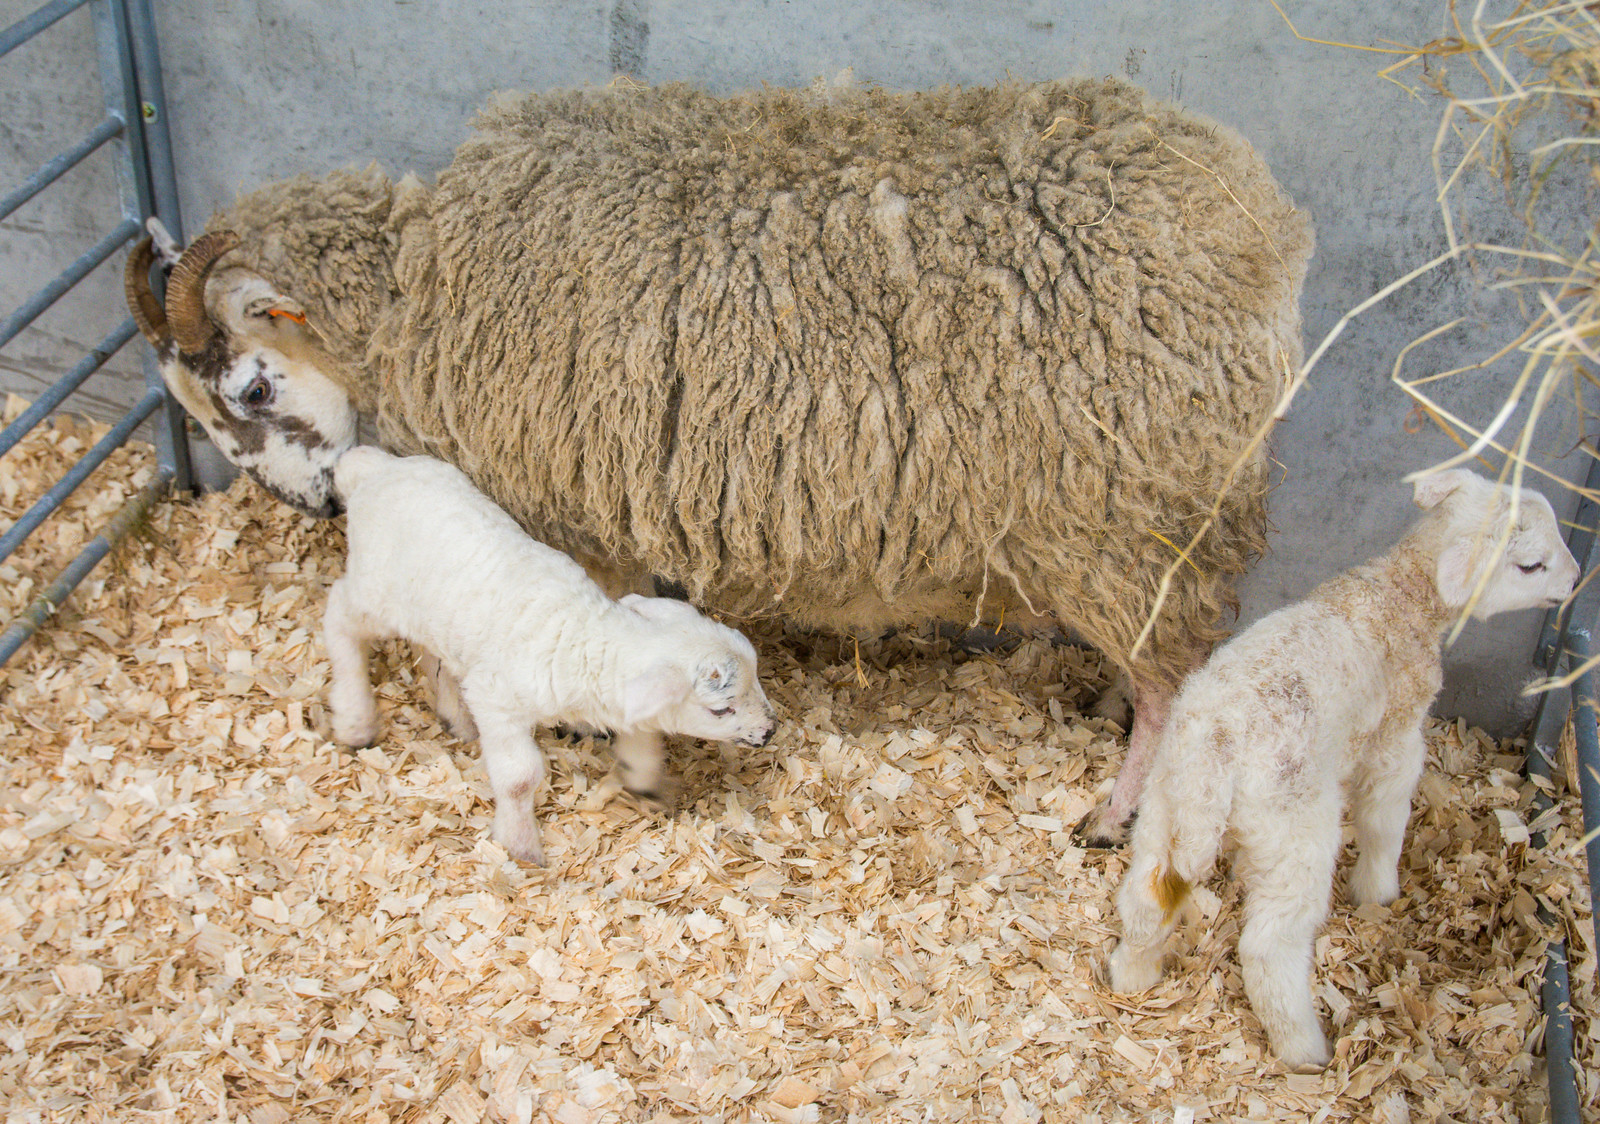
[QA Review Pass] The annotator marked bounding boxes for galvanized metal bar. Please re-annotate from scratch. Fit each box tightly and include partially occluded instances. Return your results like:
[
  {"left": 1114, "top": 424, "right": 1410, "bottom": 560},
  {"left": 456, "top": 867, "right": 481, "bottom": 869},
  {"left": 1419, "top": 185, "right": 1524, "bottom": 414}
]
[
  {"left": 0, "top": 320, "right": 137, "bottom": 460},
  {"left": 0, "top": 0, "right": 92, "bottom": 59},
  {"left": 1541, "top": 937, "right": 1582, "bottom": 1124},
  {"left": 0, "top": 384, "right": 163, "bottom": 566},
  {"left": 122, "top": 0, "right": 192, "bottom": 491},
  {"left": 0, "top": 217, "right": 139, "bottom": 352},
  {"left": 1567, "top": 634, "right": 1600, "bottom": 960},
  {"left": 0, "top": 116, "right": 123, "bottom": 224},
  {"left": 1526, "top": 454, "right": 1600, "bottom": 1124},
  {"left": 1526, "top": 678, "right": 1581, "bottom": 1124},
  {"left": 123, "top": 0, "right": 181, "bottom": 237},
  {"left": 0, "top": 466, "right": 172, "bottom": 668}
]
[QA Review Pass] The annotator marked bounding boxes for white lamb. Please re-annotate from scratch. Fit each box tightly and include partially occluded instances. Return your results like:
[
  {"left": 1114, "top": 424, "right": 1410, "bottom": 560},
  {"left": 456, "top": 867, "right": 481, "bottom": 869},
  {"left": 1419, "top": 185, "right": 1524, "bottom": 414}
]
[
  {"left": 1107, "top": 468, "right": 1578, "bottom": 1068},
  {"left": 324, "top": 446, "right": 778, "bottom": 864}
]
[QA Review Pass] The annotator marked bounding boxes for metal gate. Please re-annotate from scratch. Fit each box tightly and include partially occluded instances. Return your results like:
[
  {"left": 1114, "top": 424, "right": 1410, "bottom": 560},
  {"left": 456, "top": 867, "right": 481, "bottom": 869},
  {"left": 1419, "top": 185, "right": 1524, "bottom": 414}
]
[
  {"left": 1527, "top": 458, "right": 1600, "bottom": 1122},
  {"left": 0, "top": 0, "right": 189, "bottom": 666}
]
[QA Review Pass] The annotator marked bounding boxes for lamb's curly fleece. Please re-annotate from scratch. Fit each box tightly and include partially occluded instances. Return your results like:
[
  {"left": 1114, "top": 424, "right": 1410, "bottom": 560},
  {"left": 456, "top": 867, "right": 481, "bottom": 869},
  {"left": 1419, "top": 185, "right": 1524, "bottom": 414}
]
[{"left": 215, "top": 78, "right": 1313, "bottom": 691}]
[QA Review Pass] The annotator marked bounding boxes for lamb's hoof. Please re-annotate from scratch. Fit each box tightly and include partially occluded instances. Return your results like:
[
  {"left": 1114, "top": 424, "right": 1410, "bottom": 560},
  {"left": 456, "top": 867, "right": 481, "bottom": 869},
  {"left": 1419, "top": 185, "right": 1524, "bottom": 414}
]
[
  {"left": 1072, "top": 804, "right": 1132, "bottom": 850},
  {"left": 332, "top": 715, "right": 380, "bottom": 748},
  {"left": 493, "top": 829, "right": 546, "bottom": 866},
  {"left": 553, "top": 723, "right": 610, "bottom": 744},
  {"left": 622, "top": 776, "right": 678, "bottom": 815},
  {"left": 1273, "top": 1032, "right": 1332, "bottom": 1073},
  {"left": 1107, "top": 944, "right": 1164, "bottom": 994},
  {"left": 440, "top": 711, "right": 478, "bottom": 742}
]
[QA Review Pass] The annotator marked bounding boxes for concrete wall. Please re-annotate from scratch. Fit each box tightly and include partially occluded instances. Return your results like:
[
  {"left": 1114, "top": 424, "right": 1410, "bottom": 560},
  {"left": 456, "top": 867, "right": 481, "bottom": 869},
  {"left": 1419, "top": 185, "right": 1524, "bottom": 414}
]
[{"left": 2, "top": 0, "right": 1590, "bottom": 733}]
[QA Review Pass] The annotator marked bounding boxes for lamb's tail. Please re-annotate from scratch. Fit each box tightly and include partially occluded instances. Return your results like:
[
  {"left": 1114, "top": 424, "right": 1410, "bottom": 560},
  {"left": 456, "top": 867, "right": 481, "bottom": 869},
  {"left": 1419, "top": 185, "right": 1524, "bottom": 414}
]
[
  {"left": 1140, "top": 713, "right": 1236, "bottom": 921},
  {"left": 332, "top": 444, "right": 391, "bottom": 500}
]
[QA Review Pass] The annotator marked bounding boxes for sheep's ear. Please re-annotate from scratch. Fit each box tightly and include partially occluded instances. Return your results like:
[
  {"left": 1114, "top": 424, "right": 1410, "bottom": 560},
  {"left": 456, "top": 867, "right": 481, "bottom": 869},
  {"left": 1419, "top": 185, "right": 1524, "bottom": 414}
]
[
  {"left": 1434, "top": 537, "right": 1479, "bottom": 608},
  {"left": 1413, "top": 469, "right": 1475, "bottom": 510},
  {"left": 243, "top": 292, "right": 310, "bottom": 325},
  {"left": 622, "top": 664, "right": 689, "bottom": 727}
]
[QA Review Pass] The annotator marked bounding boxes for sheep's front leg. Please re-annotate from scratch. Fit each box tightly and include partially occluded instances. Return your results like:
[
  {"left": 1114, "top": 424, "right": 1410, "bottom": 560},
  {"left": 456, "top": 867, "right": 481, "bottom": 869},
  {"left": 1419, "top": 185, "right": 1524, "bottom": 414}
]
[
  {"left": 471, "top": 704, "right": 549, "bottom": 864},
  {"left": 613, "top": 729, "right": 671, "bottom": 809},
  {"left": 324, "top": 580, "right": 380, "bottom": 747},
  {"left": 418, "top": 649, "right": 478, "bottom": 741},
  {"left": 1347, "top": 721, "right": 1426, "bottom": 906}
]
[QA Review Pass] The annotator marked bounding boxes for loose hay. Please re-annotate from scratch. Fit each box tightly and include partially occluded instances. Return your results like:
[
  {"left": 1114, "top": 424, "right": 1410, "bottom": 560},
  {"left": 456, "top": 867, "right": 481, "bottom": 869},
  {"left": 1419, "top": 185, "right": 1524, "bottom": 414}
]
[{"left": 0, "top": 416, "right": 1595, "bottom": 1122}]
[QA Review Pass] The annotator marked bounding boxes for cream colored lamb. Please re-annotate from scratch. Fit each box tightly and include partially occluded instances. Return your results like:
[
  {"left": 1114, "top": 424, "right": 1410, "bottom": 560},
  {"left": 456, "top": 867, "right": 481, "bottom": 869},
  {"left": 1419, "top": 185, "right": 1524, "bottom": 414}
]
[
  {"left": 324, "top": 446, "right": 777, "bottom": 864},
  {"left": 1108, "top": 468, "right": 1578, "bottom": 1069}
]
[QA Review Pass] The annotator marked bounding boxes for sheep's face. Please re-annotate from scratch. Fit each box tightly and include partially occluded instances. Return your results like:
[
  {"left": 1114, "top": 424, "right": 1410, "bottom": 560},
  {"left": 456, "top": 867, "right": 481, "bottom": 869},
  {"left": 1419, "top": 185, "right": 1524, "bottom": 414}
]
[
  {"left": 125, "top": 229, "right": 358, "bottom": 518},
  {"left": 619, "top": 595, "right": 778, "bottom": 747},
  {"left": 1415, "top": 469, "right": 1580, "bottom": 619}
]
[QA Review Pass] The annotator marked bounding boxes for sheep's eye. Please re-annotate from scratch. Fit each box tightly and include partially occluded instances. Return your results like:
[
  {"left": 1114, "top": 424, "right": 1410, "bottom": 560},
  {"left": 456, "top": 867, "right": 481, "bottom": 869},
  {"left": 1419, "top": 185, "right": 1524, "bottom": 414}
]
[
  {"left": 709, "top": 706, "right": 734, "bottom": 717},
  {"left": 244, "top": 377, "right": 273, "bottom": 408},
  {"left": 1517, "top": 561, "right": 1546, "bottom": 575}
]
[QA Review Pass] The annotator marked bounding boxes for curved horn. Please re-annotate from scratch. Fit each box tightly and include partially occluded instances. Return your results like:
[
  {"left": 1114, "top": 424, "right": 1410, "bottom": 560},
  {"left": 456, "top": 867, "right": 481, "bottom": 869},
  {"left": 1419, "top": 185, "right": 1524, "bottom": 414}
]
[
  {"left": 167, "top": 230, "right": 241, "bottom": 355},
  {"left": 123, "top": 237, "right": 169, "bottom": 348}
]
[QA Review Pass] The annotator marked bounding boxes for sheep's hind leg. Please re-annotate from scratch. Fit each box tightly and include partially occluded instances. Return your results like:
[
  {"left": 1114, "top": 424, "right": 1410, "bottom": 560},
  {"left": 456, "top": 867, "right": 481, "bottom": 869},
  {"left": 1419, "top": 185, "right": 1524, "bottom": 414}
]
[
  {"left": 1075, "top": 681, "right": 1172, "bottom": 848},
  {"left": 1235, "top": 805, "right": 1340, "bottom": 1070},
  {"left": 418, "top": 649, "right": 478, "bottom": 741},
  {"left": 470, "top": 701, "right": 549, "bottom": 865},
  {"left": 613, "top": 729, "right": 673, "bottom": 811},
  {"left": 324, "top": 580, "right": 380, "bottom": 747}
]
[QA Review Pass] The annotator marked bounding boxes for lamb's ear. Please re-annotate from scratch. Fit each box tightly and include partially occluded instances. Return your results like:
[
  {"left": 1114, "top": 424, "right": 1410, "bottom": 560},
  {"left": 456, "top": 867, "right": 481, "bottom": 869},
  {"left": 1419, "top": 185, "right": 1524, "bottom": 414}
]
[
  {"left": 1413, "top": 469, "right": 1475, "bottom": 510},
  {"left": 696, "top": 659, "right": 737, "bottom": 696},
  {"left": 1434, "top": 536, "right": 1480, "bottom": 608},
  {"left": 622, "top": 664, "right": 690, "bottom": 727}
]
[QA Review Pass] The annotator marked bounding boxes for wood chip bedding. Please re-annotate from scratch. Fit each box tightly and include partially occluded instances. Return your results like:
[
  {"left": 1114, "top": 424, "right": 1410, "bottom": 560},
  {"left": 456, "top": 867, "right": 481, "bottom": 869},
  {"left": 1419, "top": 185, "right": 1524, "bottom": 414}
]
[{"left": 0, "top": 406, "right": 1593, "bottom": 1122}]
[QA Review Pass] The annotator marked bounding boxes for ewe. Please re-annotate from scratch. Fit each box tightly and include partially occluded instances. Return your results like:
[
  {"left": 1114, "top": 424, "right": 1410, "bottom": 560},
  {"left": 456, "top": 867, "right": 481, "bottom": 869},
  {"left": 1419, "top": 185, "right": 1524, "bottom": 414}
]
[
  {"left": 1107, "top": 468, "right": 1578, "bottom": 1068},
  {"left": 326, "top": 446, "right": 776, "bottom": 864},
  {"left": 125, "top": 77, "right": 1313, "bottom": 842}
]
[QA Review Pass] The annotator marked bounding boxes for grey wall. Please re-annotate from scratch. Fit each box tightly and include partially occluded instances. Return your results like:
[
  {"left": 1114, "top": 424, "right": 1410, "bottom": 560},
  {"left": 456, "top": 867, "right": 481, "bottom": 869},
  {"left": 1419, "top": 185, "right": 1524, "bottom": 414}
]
[{"left": 3, "top": 0, "right": 1591, "bottom": 733}]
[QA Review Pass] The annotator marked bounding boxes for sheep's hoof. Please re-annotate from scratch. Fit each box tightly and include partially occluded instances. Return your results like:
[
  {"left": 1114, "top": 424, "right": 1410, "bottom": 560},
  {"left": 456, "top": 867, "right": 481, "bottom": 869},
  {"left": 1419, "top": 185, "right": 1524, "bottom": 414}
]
[
  {"left": 440, "top": 712, "right": 478, "bottom": 742},
  {"left": 1072, "top": 803, "right": 1132, "bottom": 850}
]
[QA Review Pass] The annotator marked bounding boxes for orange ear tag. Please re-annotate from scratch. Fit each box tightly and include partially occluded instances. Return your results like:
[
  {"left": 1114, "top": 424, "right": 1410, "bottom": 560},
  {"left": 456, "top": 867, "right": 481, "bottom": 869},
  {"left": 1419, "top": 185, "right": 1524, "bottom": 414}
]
[{"left": 266, "top": 308, "right": 307, "bottom": 324}]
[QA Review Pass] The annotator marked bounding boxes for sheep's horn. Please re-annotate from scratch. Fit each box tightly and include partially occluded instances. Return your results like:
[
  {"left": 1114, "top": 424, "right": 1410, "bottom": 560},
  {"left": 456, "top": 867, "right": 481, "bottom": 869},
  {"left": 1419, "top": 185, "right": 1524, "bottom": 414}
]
[
  {"left": 167, "top": 230, "right": 241, "bottom": 355},
  {"left": 123, "top": 236, "right": 169, "bottom": 349}
]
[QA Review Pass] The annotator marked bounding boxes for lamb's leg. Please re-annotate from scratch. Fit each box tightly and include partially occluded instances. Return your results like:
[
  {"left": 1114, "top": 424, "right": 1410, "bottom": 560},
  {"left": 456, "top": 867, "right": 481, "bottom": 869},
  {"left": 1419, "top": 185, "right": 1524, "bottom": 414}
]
[
  {"left": 1076, "top": 681, "right": 1172, "bottom": 848},
  {"left": 324, "top": 580, "right": 380, "bottom": 747},
  {"left": 418, "top": 649, "right": 478, "bottom": 741},
  {"left": 1108, "top": 827, "right": 1184, "bottom": 993},
  {"left": 613, "top": 729, "right": 672, "bottom": 809},
  {"left": 1346, "top": 722, "right": 1426, "bottom": 906},
  {"left": 1236, "top": 807, "right": 1340, "bottom": 1070},
  {"left": 470, "top": 703, "right": 549, "bottom": 865}
]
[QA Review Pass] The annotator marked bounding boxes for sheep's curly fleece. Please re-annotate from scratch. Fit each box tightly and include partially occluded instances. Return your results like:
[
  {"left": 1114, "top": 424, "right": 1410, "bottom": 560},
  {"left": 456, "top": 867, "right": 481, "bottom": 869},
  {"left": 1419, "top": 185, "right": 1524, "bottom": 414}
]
[{"left": 219, "top": 78, "right": 1313, "bottom": 690}]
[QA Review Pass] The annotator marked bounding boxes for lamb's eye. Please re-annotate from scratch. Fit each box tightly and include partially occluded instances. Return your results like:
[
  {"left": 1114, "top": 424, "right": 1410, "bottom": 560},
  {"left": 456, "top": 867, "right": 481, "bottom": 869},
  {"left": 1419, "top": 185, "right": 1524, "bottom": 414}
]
[
  {"left": 243, "top": 377, "right": 273, "bottom": 408},
  {"left": 1517, "top": 561, "right": 1546, "bottom": 575},
  {"left": 709, "top": 706, "right": 734, "bottom": 717}
]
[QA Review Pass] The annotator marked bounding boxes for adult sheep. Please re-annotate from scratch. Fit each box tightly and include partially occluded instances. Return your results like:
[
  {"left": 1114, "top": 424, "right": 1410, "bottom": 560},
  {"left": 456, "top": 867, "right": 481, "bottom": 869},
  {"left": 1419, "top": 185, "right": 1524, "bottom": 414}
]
[{"left": 125, "top": 77, "right": 1313, "bottom": 842}]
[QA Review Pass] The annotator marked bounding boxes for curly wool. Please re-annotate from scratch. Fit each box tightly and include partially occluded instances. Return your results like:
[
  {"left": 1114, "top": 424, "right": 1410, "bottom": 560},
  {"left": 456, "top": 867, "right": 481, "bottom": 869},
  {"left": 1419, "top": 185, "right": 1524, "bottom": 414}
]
[{"left": 223, "top": 78, "right": 1314, "bottom": 690}]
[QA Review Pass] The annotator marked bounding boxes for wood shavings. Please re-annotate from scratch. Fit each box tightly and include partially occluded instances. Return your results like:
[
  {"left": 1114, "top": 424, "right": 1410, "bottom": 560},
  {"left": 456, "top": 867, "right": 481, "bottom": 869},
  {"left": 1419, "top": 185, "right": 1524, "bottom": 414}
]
[{"left": 0, "top": 410, "right": 1594, "bottom": 1121}]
